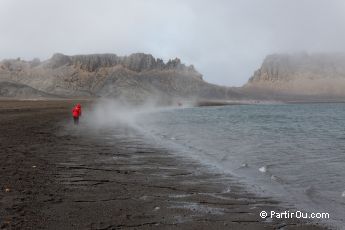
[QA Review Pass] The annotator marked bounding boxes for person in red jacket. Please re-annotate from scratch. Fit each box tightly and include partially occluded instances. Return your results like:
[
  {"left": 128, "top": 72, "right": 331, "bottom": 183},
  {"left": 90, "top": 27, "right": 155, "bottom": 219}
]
[{"left": 72, "top": 104, "right": 82, "bottom": 125}]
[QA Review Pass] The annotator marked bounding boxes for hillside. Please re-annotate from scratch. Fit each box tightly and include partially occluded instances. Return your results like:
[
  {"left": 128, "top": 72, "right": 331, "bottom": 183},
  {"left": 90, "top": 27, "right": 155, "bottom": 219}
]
[
  {"left": 4, "top": 52, "right": 345, "bottom": 103},
  {"left": 0, "top": 81, "right": 58, "bottom": 98},
  {"left": 243, "top": 53, "right": 345, "bottom": 100},
  {"left": 0, "top": 53, "right": 242, "bottom": 102}
]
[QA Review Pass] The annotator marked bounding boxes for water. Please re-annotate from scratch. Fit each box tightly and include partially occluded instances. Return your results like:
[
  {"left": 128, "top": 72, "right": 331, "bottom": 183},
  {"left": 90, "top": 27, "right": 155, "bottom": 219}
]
[{"left": 135, "top": 103, "right": 345, "bottom": 227}]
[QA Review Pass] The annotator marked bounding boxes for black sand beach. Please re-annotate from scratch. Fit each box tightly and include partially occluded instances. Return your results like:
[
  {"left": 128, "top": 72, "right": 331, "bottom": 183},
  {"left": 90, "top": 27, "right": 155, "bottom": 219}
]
[{"left": 0, "top": 100, "right": 327, "bottom": 229}]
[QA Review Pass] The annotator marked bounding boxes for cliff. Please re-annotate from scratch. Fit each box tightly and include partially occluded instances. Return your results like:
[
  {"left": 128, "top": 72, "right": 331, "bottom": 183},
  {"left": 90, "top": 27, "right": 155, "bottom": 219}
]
[
  {"left": 244, "top": 53, "right": 345, "bottom": 99},
  {"left": 0, "top": 53, "right": 241, "bottom": 102}
]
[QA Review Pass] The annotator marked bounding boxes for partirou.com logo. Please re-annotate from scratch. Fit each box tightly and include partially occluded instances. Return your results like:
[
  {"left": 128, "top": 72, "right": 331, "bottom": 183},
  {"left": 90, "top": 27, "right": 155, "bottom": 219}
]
[{"left": 260, "top": 210, "right": 330, "bottom": 219}]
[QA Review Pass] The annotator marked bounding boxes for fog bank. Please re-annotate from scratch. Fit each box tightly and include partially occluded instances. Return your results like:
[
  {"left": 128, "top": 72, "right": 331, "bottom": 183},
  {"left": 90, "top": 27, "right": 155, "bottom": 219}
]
[{"left": 1, "top": 0, "right": 345, "bottom": 86}]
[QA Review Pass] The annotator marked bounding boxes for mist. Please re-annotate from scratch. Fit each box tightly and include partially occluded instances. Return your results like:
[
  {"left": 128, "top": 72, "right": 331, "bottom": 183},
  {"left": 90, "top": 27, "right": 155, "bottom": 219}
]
[
  {"left": 84, "top": 98, "right": 180, "bottom": 131},
  {"left": 1, "top": 0, "right": 345, "bottom": 86}
]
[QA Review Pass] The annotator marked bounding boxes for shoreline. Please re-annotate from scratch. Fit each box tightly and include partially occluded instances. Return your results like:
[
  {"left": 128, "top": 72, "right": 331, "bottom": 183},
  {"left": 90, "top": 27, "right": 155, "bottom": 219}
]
[
  {"left": 0, "top": 100, "right": 328, "bottom": 229},
  {"left": 3, "top": 97, "right": 345, "bottom": 107}
]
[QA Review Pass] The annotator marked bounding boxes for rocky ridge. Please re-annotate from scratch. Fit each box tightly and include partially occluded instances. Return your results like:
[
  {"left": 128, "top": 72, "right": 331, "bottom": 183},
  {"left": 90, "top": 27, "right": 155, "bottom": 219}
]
[
  {"left": 245, "top": 53, "right": 345, "bottom": 97},
  {"left": 0, "top": 53, "right": 241, "bottom": 102}
]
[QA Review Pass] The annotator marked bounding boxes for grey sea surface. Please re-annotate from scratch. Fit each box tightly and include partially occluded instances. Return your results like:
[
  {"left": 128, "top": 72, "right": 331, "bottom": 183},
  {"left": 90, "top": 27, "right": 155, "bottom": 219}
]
[{"left": 136, "top": 103, "right": 345, "bottom": 228}]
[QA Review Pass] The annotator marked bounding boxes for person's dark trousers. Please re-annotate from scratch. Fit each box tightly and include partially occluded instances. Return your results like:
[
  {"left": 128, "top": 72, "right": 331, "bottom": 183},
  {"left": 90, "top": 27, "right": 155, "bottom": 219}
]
[{"left": 73, "top": 116, "right": 79, "bottom": 125}]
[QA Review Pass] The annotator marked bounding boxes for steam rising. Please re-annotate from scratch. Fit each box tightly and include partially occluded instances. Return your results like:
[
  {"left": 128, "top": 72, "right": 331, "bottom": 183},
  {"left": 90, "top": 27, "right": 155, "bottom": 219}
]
[{"left": 85, "top": 99, "right": 175, "bottom": 130}]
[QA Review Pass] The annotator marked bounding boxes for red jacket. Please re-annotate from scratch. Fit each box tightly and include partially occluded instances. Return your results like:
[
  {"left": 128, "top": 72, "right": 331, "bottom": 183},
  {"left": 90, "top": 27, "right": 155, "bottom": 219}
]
[{"left": 72, "top": 104, "right": 82, "bottom": 118}]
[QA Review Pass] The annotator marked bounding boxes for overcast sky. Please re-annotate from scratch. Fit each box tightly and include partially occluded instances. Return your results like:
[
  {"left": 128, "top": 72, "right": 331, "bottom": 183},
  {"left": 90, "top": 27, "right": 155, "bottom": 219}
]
[{"left": 1, "top": 0, "right": 345, "bottom": 86}]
